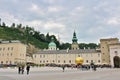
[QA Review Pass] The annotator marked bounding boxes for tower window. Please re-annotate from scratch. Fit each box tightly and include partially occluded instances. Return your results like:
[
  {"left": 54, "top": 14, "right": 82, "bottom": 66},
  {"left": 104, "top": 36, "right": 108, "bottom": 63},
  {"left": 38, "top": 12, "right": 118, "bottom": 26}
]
[{"left": 115, "top": 51, "right": 117, "bottom": 53}]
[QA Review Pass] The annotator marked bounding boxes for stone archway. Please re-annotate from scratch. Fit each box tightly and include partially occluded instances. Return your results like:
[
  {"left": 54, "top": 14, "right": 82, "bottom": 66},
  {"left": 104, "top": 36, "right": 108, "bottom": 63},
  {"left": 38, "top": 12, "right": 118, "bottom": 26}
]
[{"left": 113, "top": 56, "right": 120, "bottom": 68}]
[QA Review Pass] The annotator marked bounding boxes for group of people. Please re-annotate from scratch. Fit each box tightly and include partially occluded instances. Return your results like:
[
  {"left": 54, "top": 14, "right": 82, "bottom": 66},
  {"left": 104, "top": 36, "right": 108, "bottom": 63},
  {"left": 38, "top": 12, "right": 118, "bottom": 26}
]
[{"left": 18, "top": 65, "right": 30, "bottom": 75}]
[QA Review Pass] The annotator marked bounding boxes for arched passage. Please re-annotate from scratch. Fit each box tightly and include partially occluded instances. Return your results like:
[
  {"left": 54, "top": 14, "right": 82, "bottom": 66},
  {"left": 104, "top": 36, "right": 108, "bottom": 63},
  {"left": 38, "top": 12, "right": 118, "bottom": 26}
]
[{"left": 113, "top": 56, "right": 120, "bottom": 68}]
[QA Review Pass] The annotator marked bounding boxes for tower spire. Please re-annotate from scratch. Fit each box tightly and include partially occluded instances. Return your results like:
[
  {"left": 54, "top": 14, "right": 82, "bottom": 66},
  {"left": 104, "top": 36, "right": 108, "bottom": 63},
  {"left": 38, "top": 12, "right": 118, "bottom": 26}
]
[
  {"left": 71, "top": 31, "right": 79, "bottom": 50},
  {"left": 72, "top": 31, "right": 78, "bottom": 43}
]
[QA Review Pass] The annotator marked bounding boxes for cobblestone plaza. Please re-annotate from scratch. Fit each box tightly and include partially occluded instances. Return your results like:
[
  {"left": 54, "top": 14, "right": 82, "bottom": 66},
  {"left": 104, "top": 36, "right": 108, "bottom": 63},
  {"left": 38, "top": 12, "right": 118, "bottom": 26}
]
[{"left": 0, "top": 67, "right": 120, "bottom": 80}]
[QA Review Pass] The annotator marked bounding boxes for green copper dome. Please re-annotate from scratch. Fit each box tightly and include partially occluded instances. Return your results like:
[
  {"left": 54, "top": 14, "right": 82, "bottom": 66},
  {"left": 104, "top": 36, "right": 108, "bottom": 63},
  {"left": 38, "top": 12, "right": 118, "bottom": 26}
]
[
  {"left": 48, "top": 37, "right": 56, "bottom": 47},
  {"left": 49, "top": 42, "right": 56, "bottom": 47}
]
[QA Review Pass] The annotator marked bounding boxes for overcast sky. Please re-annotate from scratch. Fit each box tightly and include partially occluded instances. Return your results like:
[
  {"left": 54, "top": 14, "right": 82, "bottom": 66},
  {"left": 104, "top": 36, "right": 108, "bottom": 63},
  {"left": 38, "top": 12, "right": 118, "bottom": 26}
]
[{"left": 0, "top": 0, "right": 120, "bottom": 44}]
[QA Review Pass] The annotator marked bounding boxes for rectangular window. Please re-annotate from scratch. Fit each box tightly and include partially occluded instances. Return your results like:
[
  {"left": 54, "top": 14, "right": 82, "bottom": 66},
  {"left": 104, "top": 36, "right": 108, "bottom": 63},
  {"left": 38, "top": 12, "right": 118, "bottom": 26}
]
[
  {"left": 34, "top": 55, "right": 36, "bottom": 58},
  {"left": 11, "top": 53, "right": 12, "bottom": 56},
  {"left": 103, "top": 59, "right": 105, "bottom": 61},
  {"left": 43, "top": 60, "right": 45, "bottom": 63},
  {"left": 86, "top": 60, "right": 88, "bottom": 63},
  {"left": 7, "top": 53, "right": 9, "bottom": 56},
  {"left": 91, "top": 60, "right": 93, "bottom": 63},
  {"left": 6, "top": 61, "right": 8, "bottom": 64},
  {"left": 98, "top": 53, "right": 100, "bottom": 57},
  {"left": 11, "top": 47, "right": 13, "bottom": 50},
  {"left": 8, "top": 47, "right": 10, "bottom": 50},
  {"left": 43, "top": 55, "right": 45, "bottom": 58},
  {"left": 40, "top": 55, "right": 42, "bottom": 58},
  {"left": 58, "top": 60, "right": 60, "bottom": 63},
  {"left": 3, "top": 48, "right": 5, "bottom": 51},
  {"left": 98, "top": 60, "right": 100, "bottom": 63},
  {"left": 1, "top": 61, "right": 3, "bottom": 64},
  {"left": 10, "top": 61, "right": 12, "bottom": 64},
  {"left": 40, "top": 61, "right": 42, "bottom": 63},
  {"left": 53, "top": 60, "right": 55, "bottom": 62},
  {"left": 69, "top": 60, "right": 71, "bottom": 63},
  {"left": 64, "top": 60, "right": 66, "bottom": 63}
]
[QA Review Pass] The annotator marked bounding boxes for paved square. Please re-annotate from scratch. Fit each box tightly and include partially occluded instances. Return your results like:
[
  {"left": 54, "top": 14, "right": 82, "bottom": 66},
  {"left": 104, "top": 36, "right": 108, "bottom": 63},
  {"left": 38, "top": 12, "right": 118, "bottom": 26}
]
[{"left": 0, "top": 67, "right": 120, "bottom": 80}]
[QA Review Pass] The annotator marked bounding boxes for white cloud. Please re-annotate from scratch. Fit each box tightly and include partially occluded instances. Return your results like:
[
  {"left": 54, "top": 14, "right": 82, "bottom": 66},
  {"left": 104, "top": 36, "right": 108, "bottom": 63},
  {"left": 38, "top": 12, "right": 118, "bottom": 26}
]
[
  {"left": 70, "top": 6, "right": 84, "bottom": 16},
  {"left": 31, "top": 4, "right": 39, "bottom": 11},
  {"left": 44, "top": 0, "right": 60, "bottom": 4},
  {"left": 44, "top": 21, "right": 65, "bottom": 30},
  {"left": 107, "top": 17, "right": 120, "bottom": 25},
  {"left": 28, "top": 4, "right": 44, "bottom": 15},
  {"left": 48, "top": 6, "right": 63, "bottom": 12},
  {"left": 0, "top": 12, "right": 19, "bottom": 26},
  {"left": 23, "top": 20, "right": 43, "bottom": 27}
]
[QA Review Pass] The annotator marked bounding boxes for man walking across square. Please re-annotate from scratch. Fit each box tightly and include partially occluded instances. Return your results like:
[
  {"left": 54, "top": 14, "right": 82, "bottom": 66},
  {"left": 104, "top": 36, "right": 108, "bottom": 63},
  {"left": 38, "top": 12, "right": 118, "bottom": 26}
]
[{"left": 26, "top": 65, "right": 30, "bottom": 75}]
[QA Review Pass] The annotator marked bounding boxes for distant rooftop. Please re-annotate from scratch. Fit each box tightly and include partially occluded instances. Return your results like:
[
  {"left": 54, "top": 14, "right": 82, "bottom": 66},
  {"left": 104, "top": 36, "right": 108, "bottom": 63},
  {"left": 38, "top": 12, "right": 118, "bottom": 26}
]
[
  {"left": 0, "top": 40, "right": 21, "bottom": 44},
  {"left": 35, "top": 49, "right": 101, "bottom": 54},
  {"left": 100, "top": 38, "right": 119, "bottom": 41}
]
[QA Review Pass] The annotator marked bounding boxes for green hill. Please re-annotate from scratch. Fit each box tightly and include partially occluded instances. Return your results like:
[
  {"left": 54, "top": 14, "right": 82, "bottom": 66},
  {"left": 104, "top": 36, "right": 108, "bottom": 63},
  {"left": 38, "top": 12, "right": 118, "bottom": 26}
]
[{"left": 0, "top": 25, "right": 49, "bottom": 49}]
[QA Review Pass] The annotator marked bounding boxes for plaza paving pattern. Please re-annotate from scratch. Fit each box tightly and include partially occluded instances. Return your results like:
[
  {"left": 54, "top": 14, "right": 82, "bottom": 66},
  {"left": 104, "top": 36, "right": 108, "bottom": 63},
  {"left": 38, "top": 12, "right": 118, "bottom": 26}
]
[{"left": 0, "top": 67, "right": 120, "bottom": 80}]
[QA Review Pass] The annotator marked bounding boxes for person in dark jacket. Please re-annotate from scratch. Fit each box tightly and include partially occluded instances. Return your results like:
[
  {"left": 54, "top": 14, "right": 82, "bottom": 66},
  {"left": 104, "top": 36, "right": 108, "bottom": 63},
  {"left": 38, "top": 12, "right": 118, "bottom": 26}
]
[
  {"left": 18, "top": 66, "right": 21, "bottom": 74},
  {"left": 26, "top": 65, "right": 30, "bottom": 75},
  {"left": 62, "top": 65, "right": 65, "bottom": 72}
]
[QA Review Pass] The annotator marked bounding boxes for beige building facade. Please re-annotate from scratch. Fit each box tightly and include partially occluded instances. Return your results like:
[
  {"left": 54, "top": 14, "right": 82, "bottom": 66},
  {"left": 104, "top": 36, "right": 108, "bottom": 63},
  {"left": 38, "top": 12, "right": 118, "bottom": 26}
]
[
  {"left": 33, "top": 49, "right": 101, "bottom": 65},
  {"left": 0, "top": 40, "right": 26, "bottom": 66},
  {"left": 100, "top": 38, "right": 119, "bottom": 65}
]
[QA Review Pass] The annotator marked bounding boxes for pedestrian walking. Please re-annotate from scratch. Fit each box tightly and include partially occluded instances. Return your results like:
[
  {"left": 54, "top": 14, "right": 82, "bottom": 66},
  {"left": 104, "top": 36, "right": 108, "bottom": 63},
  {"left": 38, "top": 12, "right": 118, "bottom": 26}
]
[
  {"left": 21, "top": 66, "right": 25, "bottom": 74},
  {"left": 26, "top": 65, "right": 30, "bottom": 75},
  {"left": 18, "top": 66, "right": 21, "bottom": 74},
  {"left": 62, "top": 65, "right": 65, "bottom": 72}
]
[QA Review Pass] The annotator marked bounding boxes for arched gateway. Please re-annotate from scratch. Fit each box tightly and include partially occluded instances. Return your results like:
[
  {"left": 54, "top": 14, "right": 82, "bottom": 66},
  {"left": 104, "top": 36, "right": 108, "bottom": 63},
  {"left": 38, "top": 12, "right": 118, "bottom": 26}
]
[{"left": 113, "top": 56, "right": 120, "bottom": 68}]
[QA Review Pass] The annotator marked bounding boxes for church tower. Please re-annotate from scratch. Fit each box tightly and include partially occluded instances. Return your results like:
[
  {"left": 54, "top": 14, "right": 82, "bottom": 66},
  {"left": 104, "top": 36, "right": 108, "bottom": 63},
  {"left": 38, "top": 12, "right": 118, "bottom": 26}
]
[{"left": 71, "top": 31, "right": 79, "bottom": 50}]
